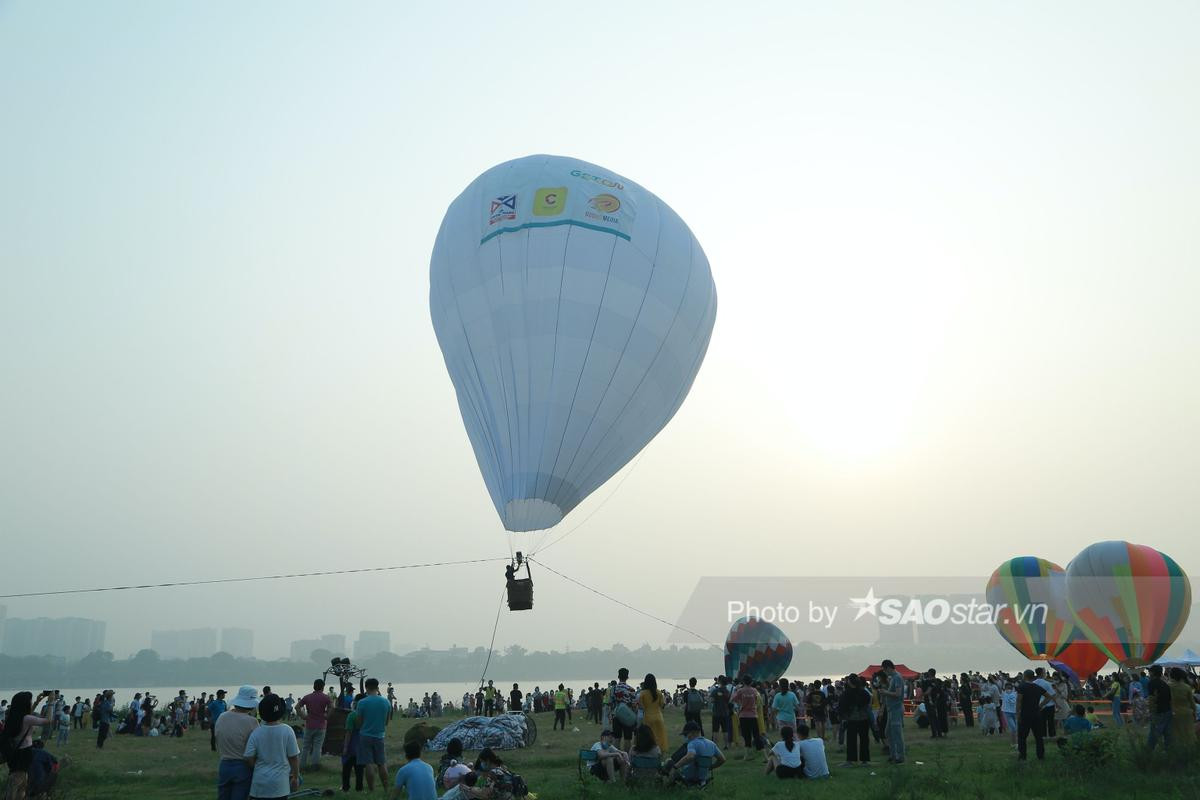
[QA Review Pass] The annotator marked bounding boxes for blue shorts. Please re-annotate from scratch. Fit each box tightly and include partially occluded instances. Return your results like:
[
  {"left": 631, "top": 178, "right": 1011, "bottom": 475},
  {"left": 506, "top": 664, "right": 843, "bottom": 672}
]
[{"left": 356, "top": 736, "right": 386, "bottom": 765}]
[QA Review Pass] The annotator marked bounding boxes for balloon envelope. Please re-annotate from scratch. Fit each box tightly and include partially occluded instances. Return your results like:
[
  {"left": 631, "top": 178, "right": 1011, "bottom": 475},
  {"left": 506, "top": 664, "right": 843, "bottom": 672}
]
[
  {"left": 1053, "top": 632, "right": 1110, "bottom": 679},
  {"left": 724, "top": 617, "right": 792, "bottom": 683},
  {"left": 985, "top": 557, "right": 1075, "bottom": 660},
  {"left": 1065, "top": 541, "right": 1192, "bottom": 668},
  {"left": 430, "top": 155, "right": 717, "bottom": 532}
]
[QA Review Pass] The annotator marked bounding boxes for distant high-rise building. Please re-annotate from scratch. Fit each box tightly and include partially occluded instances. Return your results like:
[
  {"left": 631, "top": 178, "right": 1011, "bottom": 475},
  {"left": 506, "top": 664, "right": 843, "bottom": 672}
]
[
  {"left": 354, "top": 631, "right": 390, "bottom": 660},
  {"left": 219, "top": 628, "right": 254, "bottom": 658},
  {"left": 150, "top": 628, "right": 217, "bottom": 659},
  {"left": 0, "top": 612, "right": 106, "bottom": 660},
  {"left": 289, "top": 634, "right": 348, "bottom": 662}
]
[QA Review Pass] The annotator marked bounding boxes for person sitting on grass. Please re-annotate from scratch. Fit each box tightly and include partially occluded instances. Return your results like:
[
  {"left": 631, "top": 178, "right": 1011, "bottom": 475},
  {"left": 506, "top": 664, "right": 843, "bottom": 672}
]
[
  {"left": 796, "top": 723, "right": 831, "bottom": 779},
  {"left": 629, "top": 724, "right": 662, "bottom": 783},
  {"left": 390, "top": 740, "right": 437, "bottom": 800},
  {"left": 437, "top": 737, "right": 467, "bottom": 788},
  {"left": 439, "top": 770, "right": 478, "bottom": 800},
  {"left": 1062, "top": 705, "right": 1093, "bottom": 736},
  {"left": 765, "top": 725, "right": 803, "bottom": 779},
  {"left": 666, "top": 720, "right": 725, "bottom": 787},
  {"left": 588, "top": 728, "right": 629, "bottom": 782}
]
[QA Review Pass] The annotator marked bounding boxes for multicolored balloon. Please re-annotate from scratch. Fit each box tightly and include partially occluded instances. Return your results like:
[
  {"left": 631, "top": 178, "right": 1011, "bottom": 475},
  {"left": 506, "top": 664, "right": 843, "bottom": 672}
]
[
  {"left": 724, "top": 617, "right": 792, "bottom": 683},
  {"left": 1065, "top": 541, "right": 1192, "bottom": 668},
  {"left": 1051, "top": 631, "right": 1110, "bottom": 679},
  {"left": 985, "top": 557, "right": 1075, "bottom": 660}
]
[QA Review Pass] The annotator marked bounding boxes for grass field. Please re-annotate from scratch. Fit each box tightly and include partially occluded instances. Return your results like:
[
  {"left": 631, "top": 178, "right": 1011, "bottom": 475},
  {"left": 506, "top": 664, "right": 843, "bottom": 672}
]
[{"left": 28, "top": 709, "right": 1200, "bottom": 799}]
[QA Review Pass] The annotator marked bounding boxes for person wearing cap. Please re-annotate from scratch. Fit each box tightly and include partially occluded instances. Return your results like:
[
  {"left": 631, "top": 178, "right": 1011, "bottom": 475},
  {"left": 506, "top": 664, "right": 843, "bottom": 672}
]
[
  {"left": 588, "top": 729, "right": 629, "bottom": 781},
  {"left": 208, "top": 690, "right": 229, "bottom": 752},
  {"left": 215, "top": 686, "right": 260, "bottom": 800},
  {"left": 245, "top": 693, "right": 300, "bottom": 799},
  {"left": 666, "top": 720, "right": 724, "bottom": 786}
]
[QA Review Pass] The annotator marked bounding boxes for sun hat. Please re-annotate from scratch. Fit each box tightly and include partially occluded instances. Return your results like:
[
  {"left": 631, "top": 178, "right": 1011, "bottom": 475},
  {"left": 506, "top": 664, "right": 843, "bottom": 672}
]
[{"left": 232, "top": 685, "right": 259, "bottom": 710}]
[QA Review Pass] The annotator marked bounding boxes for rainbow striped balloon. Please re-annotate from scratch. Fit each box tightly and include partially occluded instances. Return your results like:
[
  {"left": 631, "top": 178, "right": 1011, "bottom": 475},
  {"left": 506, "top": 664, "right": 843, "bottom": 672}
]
[
  {"left": 724, "top": 617, "right": 792, "bottom": 683},
  {"left": 985, "top": 557, "right": 1075, "bottom": 660},
  {"left": 1066, "top": 541, "right": 1192, "bottom": 667}
]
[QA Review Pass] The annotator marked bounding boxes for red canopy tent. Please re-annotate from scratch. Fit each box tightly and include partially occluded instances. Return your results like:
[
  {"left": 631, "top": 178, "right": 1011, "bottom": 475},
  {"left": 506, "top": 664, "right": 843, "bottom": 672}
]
[{"left": 858, "top": 663, "right": 919, "bottom": 680}]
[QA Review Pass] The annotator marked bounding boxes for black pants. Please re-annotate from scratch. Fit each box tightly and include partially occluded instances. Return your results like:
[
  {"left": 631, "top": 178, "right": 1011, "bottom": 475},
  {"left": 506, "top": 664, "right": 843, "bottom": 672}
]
[
  {"left": 97, "top": 722, "right": 110, "bottom": 748},
  {"left": 776, "top": 764, "right": 804, "bottom": 779},
  {"left": 846, "top": 719, "right": 870, "bottom": 762},
  {"left": 73, "top": 716, "right": 83, "bottom": 729},
  {"left": 342, "top": 758, "right": 364, "bottom": 790},
  {"left": 1042, "top": 707, "right": 1056, "bottom": 737},
  {"left": 961, "top": 701, "right": 974, "bottom": 727},
  {"left": 684, "top": 711, "right": 704, "bottom": 737},
  {"left": 554, "top": 709, "right": 566, "bottom": 730},
  {"left": 211, "top": 725, "right": 217, "bottom": 751},
  {"left": 1017, "top": 715, "right": 1045, "bottom": 760},
  {"left": 738, "top": 717, "right": 761, "bottom": 749}
]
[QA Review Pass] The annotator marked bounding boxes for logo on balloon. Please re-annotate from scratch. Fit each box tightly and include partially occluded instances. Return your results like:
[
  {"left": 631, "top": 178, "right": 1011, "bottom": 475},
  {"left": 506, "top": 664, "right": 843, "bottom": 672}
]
[
  {"left": 570, "top": 169, "right": 625, "bottom": 191},
  {"left": 488, "top": 194, "right": 517, "bottom": 226},
  {"left": 589, "top": 194, "right": 621, "bottom": 214},
  {"left": 533, "top": 187, "right": 567, "bottom": 217}
]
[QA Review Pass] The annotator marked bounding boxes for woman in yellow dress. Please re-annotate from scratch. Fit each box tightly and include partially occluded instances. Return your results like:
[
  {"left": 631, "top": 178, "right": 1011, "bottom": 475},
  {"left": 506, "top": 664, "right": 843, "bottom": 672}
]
[
  {"left": 637, "top": 673, "right": 669, "bottom": 752},
  {"left": 1168, "top": 667, "right": 1196, "bottom": 749}
]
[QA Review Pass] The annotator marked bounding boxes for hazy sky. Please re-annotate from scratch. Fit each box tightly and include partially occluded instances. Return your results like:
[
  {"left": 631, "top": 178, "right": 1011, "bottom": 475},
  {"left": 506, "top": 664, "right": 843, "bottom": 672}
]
[{"left": 2, "top": 1, "right": 1197, "bottom": 660}]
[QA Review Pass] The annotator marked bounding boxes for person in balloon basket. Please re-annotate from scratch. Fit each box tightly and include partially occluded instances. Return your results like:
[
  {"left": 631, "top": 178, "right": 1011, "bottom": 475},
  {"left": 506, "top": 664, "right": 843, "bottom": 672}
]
[
  {"left": 1015, "top": 669, "right": 1048, "bottom": 761},
  {"left": 1146, "top": 664, "right": 1173, "bottom": 751}
]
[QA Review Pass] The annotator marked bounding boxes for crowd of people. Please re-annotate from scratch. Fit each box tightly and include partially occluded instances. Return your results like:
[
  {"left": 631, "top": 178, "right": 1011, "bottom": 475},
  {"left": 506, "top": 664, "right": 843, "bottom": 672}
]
[{"left": 3, "top": 659, "right": 1198, "bottom": 798}]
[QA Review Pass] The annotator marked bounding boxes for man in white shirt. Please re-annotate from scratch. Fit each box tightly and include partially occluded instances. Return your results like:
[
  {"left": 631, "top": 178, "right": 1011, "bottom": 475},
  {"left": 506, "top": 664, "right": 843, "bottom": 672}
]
[
  {"left": 1033, "top": 668, "right": 1058, "bottom": 736},
  {"left": 796, "top": 723, "right": 830, "bottom": 778}
]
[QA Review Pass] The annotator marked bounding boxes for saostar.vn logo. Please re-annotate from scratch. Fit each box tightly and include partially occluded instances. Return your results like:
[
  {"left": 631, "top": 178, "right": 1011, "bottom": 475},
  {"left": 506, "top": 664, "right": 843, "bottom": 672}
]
[{"left": 849, "top": 587, "right": 1045, "bottom": 626}]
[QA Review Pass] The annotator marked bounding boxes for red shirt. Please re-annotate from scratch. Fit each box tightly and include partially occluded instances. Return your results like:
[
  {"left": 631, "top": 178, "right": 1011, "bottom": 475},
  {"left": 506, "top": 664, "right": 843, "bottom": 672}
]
[{"left": 297, "top": 691, "right": 331, "bottom": 730}]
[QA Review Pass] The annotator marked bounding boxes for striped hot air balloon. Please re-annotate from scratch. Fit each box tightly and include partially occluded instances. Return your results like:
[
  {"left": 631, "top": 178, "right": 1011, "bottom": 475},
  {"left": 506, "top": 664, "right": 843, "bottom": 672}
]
[
  {"left": 1065, "top": 541, "right": 1192, "bottom": 668},
  {"left": 724, "top": 617, "right": 792, "bottom": 683},
  {"left": 985, "top": 557, "right": 1075, "bottom": 660}
]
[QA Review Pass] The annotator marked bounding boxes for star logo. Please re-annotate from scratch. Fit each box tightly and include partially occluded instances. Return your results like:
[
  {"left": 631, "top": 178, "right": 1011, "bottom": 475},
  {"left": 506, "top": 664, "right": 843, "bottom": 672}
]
[{"left": 849, "top": 587, "right": 881, "bottom": 621}]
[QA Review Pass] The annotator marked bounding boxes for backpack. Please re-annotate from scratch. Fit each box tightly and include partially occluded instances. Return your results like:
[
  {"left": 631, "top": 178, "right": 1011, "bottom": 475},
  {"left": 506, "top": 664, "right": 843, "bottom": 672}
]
[
  {"left": 509, "top": 772, "right": 530, "bottom": 797},
  {"left": 685, "top": 689, "right": 703, "bottom": 714},
  {"left": 613, "top": 703, "right": 636, "bottom": 728}
]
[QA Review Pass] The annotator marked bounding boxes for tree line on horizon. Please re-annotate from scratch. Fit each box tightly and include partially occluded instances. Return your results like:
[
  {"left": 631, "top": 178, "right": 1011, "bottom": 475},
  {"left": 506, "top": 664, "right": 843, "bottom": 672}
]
[{"left": 0, "top": 634, "right": 1126, "bottom": 690}]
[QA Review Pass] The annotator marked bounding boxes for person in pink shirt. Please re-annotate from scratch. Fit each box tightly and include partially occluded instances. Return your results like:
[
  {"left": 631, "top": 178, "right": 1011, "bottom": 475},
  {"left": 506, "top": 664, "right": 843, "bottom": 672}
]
[
  {"left": 730, "top": 677, "right": 763, "bottom": 757},
  {"left": 296, "top": 679, "right": 333, "bottom": 770}
]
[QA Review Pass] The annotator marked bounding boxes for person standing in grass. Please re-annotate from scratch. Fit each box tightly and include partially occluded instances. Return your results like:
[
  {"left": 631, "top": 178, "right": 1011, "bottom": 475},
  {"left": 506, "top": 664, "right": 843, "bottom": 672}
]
[
  {"left": 215, "top": 686, "right": 260, "bottom": 800},
  {"left": 3, "top": 690, "right": 52, "bottom": 800},
  {"left": 295, "top": 679, "right": 332, "bottom": 772},
  {"left": 94, "top": 690, "right": 114, "bottom": 749},
  {"left": 731, "top": 676, "right": 762, "bottom": 756},
  {"left": 244, "top": 693, "right": 299, "bottom": 799},
  {"left": 879, "top": 660, "right": 906, "bottom": 764},
  {"left": 552, "top": 684, "right": 568, "bottom": 731},
  {"left": 356, "top": 678, "right": 392, "bottom": 792},
  {"left": 637, "top": 674, "right": 669, "bottom": 752},
  {"left": 1146, "top": 664, "right": 1173, "bottom": 751},
  {"left": 207, "top": 689, "right": 228, "bottom": 753},
  {"left": 1015, "top": 669, "right": 1047, "bottom": 761}
]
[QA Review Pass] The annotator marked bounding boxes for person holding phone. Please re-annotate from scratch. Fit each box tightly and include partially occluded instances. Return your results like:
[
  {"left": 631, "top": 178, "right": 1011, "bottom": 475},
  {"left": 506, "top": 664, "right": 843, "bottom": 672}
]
[{"left": 3, "top": 690, "right": 52, "bottom": 798}]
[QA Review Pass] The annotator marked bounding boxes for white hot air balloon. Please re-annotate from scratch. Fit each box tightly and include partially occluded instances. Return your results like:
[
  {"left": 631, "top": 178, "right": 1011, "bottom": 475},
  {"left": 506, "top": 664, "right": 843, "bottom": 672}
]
[{"left": 430, "top": 155, "right": 717, "bottom": 533}]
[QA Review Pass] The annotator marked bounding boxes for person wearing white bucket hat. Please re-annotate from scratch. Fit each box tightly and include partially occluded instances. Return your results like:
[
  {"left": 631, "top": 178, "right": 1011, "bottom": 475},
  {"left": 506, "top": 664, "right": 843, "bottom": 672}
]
[{"left": 214, "top": 686, "right": 260, "bottom": 800}]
